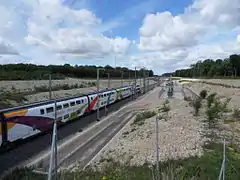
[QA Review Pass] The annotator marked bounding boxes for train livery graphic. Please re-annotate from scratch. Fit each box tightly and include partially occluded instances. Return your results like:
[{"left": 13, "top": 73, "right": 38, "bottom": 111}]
[{"left": 0, "top": 85, "right": 146, "bottom": 147}]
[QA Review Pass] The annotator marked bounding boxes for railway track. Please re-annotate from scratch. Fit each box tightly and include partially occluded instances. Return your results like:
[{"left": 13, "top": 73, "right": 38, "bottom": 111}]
[
  {"left": 27, "top": 108, "right": 144, "bottom": 173},
  {"left": 181, "top": 85, "right": 200, "bottom": 100}
]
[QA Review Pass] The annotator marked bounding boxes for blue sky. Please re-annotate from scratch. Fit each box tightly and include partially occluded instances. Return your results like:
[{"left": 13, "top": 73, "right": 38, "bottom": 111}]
[{"left": 0, "top": 0, "right": 239, "bottom": 75}]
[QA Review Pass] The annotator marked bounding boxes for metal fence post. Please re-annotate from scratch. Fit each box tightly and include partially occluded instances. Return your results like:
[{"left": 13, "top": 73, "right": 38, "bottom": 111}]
[
  {"left": 49, "top": 74, "right": 52, "bottom": 100},
  {"left": 48, "top": 100, "right": 58, "bottom": 180},
  {"left": 121, "top": 71, "right": 124, "bottom": 87},
  {"left": 218, "top": 139, "right": 226, "bottom": 180},
  {"left": 97, "top": 69, "right": 100, "bottom": 121},
  {"left": 107, "top": 73, "right": 110, "bottom": 89},
  {"left": 223, "top": 139, "right": 226, "bottom": 180},
  {"left": 156, "top": 115, "right": 160, "bottom": 180},
  {"left": 134, "top": 67, "right": 137, "bottom": 98}
]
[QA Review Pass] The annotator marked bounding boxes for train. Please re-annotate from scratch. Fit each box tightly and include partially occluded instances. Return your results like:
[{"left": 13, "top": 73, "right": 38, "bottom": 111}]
[{"left": 0, "top": 84, "right": 144, "bottom": 148}]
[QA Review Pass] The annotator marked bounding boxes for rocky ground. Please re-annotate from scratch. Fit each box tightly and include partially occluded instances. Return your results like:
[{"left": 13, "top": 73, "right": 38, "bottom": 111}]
[
  {"left": 88, "top": 84, "right": 207, "bottom": 169},
  {"left": 186, "top": 82, "right": 240, "bottom": 110},
  {"left": 185, "top": 81, "right": 240, "bottom": 145},
  {"left": 180, "top": 78, "right": 240, "bottom": 87},
  {"left": 202, "top": 79, "right": 240, "bottom": 87}
]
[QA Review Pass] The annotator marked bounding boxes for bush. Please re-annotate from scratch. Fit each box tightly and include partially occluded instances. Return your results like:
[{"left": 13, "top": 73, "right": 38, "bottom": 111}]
[
  {"left": 233, "top": 107, "right": 240, "bottom": 119},
  {"left": 199, "top": 90, "right": 207, "bottom": 99},
  {"left": 192, "top": 98, "right": 202, "bottom": 116},
  {"left": 207, "top": 92, "right": 217, "bottom": 108},
  {"left": 132, "top": 110, "right": 156, "bottom": 126},
  {"left": 206, "top": 94, "right": 230, "bottom": 128},
  {"left": 158, "top": 100, "right": 170, "bottom": 113},
  {"left": 184, "top": 96, "right": 192, "bottom": 101}
]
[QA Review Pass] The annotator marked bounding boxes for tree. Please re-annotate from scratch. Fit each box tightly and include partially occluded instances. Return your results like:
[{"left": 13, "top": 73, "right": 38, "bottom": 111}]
[
  {"left": 166, "top": 54, "right": 240, "bottom": 78},
  {"left": 0, "top": 64, "right": 154, "bottom": 80},
  {"left": 230, "top": 54, "right": 240, "bottom": 77}
]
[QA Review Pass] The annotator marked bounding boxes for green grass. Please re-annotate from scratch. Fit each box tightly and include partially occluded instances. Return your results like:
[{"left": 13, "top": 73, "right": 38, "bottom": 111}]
[
  {"left": 131, "top": 110, "right": 156, "bottom": 126},
  {"left": 157, "top": 100, "right": 170, "bottom": 113},
  {"left": 3, "top": 143, "right": 240, "bottom": 180}
]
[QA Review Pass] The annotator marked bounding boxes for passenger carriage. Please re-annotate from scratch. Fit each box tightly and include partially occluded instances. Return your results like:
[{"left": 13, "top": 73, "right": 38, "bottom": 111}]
[{"left": 0, "top": 85, "right": 137, "bottom": 148}]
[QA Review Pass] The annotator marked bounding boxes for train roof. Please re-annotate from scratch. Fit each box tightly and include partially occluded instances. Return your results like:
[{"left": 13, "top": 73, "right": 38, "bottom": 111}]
[{"left": 87, "top": 88, "right": 116, "bottom": 96}]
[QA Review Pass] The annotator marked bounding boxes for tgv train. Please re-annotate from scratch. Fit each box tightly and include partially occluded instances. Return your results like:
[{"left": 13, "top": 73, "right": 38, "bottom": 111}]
[{"left": 0, "top": 85, "right": 141, "bottom": 148}]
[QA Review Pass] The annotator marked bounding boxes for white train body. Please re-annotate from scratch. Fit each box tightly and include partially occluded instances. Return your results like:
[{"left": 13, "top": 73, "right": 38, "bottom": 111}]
[{"left": 0, "top": 85, "right": 141, "bottom": 147}]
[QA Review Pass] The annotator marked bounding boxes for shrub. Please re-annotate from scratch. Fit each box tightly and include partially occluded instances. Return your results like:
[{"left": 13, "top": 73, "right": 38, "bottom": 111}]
[
  {"left": 158, "top": 100, "right": 170, "bottom": 113},
  {"left": 233, "top": 107, "right": 240, "bottom": 119},
  {"left": 206, "top": 94, "right": 230, "bottom": 128},
  {"left": 207, "top": 92, "right": 217, "bottom": 108},
  {"left": 199, "top": 90, "right": 207, "bottom": 99},
  {"left": 184, "top": 96, "right": 192, "bottom": 101},
  {"left": 192, "top": 98, "right": 202, "bottom": 116},
  {"left": 132, "top": 110, "right": 156, "bottom": 126}
]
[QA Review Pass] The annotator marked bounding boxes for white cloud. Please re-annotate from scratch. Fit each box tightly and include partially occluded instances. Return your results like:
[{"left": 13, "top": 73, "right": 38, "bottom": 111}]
[
  {"left": 139, "top": 11, "right": 205, "bottom": 51},
  {"left": 0, "top": 38, "right": 19, "bottom": 55},
  {"left": 237, "top": 35, "right": 240, "bottom": 43},
  {"left": 0, "top": 0, "right": 132, "bottom": 65},
  {"left": 139, "top": 0, "right": 240, "bottom": 51},
  {"left": 25, "top": 0, "right": 131, "bottom": 57},
  {"left": 137, "top": 0, "right": 240, "bottom": 74},
  {"left": 0, "top": 0, "right": 239, "bottom": 75}
]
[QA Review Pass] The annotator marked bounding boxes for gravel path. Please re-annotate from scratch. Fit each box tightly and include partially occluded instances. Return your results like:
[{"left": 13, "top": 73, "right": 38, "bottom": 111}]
[{"left": 89, "top": 86, "right": 206, "bottom": 168}]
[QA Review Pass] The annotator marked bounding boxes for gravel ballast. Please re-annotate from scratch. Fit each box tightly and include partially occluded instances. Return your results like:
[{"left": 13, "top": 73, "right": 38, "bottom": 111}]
[{"left": 89, "top": 86, "right": 206, "bottom": 168}]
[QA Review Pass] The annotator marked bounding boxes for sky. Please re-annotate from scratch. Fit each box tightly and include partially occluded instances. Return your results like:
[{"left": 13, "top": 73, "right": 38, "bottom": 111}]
[{"left": 0, "top": 0, "right": 240, "bottom": 75}]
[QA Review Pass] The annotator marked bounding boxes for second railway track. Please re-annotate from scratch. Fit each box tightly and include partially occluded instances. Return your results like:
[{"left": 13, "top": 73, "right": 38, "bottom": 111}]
[{"left": 29, "top": 108, "right": 144, "bottom": 173}]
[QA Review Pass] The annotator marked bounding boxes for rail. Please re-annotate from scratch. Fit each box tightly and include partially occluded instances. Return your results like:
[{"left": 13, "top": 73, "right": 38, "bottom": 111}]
[
  {"left": 181, "top": 85, "right": 200, "bottom": 101},
  {"left": 158, "top": 88, "right": 165, "bottom": 99}
]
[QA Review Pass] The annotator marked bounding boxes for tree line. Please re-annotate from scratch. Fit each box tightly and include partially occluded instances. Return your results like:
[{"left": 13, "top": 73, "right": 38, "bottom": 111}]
[
  {"left": 0, "top": 64, "right": 154, "bottom": 80},
  {"left": 162, "top": 54, "right": 240, "bottom": 78}
]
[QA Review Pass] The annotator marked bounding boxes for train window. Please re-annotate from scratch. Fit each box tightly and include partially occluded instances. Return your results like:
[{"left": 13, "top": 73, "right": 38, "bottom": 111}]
[
  {"left": 46, "top": 107, "right": 54, "bottom": 113},
  {"left": 81, "top": 100, "right": 84, "bottom": 103},
  {"left": 40, "top": 109, "right": 44, "bottom": 115},
  {"left": 63, "top": 103, "right": 69, "bottom": 108},
  {"left": 70, "top": 101, "right": 75, "bottom": 106},
  {"left": 57, "top": 105, "right": 62, "bottom": 110},
  {"left": 64, "top": 114, "right": 69, "bottom": 119},
  {"left": 76, "top": 100, "right": 81, "bottom": 104}
]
